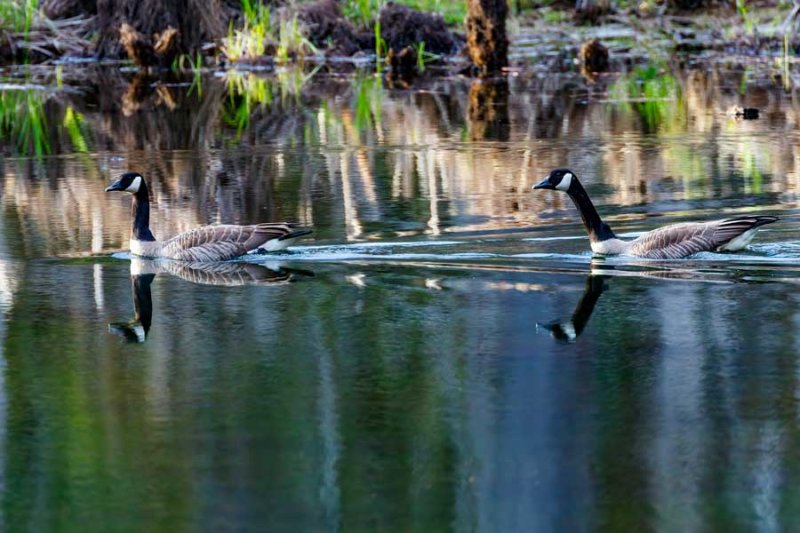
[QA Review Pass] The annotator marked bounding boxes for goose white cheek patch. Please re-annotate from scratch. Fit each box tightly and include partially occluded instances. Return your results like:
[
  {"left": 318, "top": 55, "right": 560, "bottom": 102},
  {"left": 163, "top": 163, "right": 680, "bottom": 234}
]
[
  {"left": 556, "top": 172, "right": 573, "bottom": 191},
  {"left": 126, "top": 175, "right": 142, "bottom": 193}
]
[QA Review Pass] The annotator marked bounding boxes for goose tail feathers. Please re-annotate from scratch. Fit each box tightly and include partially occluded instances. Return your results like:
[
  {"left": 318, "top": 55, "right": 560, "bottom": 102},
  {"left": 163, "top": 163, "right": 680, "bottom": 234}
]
[
  {"left": 279, "top": 228, "right": 313, "bottom": 241},
  {"left": 720, "top": 215, "right": 778, "bottom": 229},
  {"left": 716, "top": 215, "right": 778, "bottom": 252}
]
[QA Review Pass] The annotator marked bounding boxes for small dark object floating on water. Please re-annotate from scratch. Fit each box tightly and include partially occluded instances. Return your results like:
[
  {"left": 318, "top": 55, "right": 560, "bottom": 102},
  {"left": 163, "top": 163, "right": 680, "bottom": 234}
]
[{"left": 726, "top": 106, "right": 760, "bottom": 120}]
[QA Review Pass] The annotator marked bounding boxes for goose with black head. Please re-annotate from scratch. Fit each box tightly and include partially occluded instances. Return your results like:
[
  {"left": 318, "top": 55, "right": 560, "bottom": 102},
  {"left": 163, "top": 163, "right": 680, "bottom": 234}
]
[
  {"left": 106, "top": 172, "right": 312, "bottom": 261},
  {"left": 533, "top": 168, "right": 777, "bottom": 259}
]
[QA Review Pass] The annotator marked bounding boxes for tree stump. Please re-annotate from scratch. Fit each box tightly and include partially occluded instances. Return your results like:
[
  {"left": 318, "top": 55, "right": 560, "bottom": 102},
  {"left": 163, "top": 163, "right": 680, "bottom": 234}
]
[{"left": 466, "top": 0, "right": 509, "bottom": 77}]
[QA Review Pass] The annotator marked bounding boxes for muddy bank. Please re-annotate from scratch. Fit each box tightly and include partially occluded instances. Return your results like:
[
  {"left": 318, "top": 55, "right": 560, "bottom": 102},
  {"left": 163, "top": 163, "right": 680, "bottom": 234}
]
[{"left": 2, "top": 0, "right": 799, "bottom": 87}]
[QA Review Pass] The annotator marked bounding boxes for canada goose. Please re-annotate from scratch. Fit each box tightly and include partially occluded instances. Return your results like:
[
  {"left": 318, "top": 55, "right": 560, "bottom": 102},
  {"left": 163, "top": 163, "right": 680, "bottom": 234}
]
[
  {"left": 533, "top": 168, "right": 777, "bottom": 259},
  {"left": 105, "top": 172, "right": 312, "bottom": 261}
]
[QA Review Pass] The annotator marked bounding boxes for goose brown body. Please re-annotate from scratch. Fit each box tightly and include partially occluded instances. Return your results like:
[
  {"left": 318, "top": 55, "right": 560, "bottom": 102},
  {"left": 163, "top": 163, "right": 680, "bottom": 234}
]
[
  {"left": 106, "top": 172, "right": 311, "bottom": 261},
  {"left": 616, "top": 217, "right": 777, "bottom": 259},
  {"left": 534, "top": 169, "right": 777, "bottom": 259},
  {"left": 132, "top": 222, "right": 310, "bottom": 261}
]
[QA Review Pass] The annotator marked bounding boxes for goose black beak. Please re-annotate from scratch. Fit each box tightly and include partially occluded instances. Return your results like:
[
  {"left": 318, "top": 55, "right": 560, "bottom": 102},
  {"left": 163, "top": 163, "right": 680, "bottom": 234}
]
[
  {"left": 105, "top": 180, "right": 123, "bottom": 192},
  {"left": 533, "top": 177, "right": 553, "bottom": 190}
]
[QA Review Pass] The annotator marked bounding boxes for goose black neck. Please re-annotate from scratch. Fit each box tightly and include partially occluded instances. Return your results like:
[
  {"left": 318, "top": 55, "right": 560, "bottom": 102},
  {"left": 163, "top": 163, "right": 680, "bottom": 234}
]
[
  {"left": 131, "top": 182, "right": 155, "bottom": 241},
  {"left": 566, "top": 179, "right": 615, "bottom": 242}
]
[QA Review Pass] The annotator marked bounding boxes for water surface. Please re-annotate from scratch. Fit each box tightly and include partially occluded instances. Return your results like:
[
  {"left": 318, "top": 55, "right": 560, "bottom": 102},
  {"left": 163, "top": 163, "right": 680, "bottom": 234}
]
[{"left": 2, "top": 65, "right": 800, "bottom": 530}]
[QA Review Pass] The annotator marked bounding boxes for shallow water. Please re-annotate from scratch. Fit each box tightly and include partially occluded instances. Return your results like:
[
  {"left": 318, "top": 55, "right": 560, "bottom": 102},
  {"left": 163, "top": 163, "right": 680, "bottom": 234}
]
[{"left": 3, "top": 65, "right": 800, "bottom": 530}]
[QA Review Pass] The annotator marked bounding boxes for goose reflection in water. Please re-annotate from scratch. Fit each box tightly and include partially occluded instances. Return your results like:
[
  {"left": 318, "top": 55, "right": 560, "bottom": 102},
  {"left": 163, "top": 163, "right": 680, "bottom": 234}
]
[
  {"left": 108, "top": 259, "right": 314, "bottom": 343},
  {"left": 538, "top": 274, "right": 608, "bottom": 343}
]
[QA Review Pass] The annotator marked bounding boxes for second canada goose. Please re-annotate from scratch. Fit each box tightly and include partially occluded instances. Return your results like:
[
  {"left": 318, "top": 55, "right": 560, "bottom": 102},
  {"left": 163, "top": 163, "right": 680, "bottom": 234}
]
[
  {"left": 106, "top": 172, "right": 312, "bottom": 261},
  {"left": 533, "top": 168, "right": 777, "bottom": 259}
]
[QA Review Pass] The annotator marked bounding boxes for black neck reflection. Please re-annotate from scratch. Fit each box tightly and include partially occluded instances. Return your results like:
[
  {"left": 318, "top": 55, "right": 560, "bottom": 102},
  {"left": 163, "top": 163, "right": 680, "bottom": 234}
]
[
  {"left": 539, "top": 274, "right": 607, "bottom": 343},
  {"left": 108, "top": 273, "right": 154, "bottom": 343}
]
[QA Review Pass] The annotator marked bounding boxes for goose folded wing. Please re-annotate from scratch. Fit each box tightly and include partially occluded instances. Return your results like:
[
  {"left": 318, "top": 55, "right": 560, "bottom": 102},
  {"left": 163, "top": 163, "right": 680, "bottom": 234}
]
[
  {"left": 627, "top": 222, "right": 723, "bottom": 259},
  {"left": 628, "top": 216, "right": 775, "bottom": 259},
  {"left": 161, "top": 224, "right": 292, "bottom": 261}
]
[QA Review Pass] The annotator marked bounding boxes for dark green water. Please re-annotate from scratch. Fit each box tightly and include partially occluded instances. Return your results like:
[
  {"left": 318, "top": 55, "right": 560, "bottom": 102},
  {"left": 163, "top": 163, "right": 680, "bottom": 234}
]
[{"left": 3, "top": 66, "right": 800, "bottom": 530}]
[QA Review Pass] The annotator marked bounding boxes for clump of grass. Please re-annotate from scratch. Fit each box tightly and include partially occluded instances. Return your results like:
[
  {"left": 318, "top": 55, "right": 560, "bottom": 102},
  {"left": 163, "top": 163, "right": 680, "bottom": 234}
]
[
  {"left": 0, "top": 0, "right": 39, "bottom": 33},
  {"left": 276, "top": 15, "right": 319, "bottom": 64},
  {"left": 0, "top": 89, "right": 50, "bottom": 157},
  {"left": 374, "top": 18, "right": 386, "bottom": 71},
  {"left": 736, "top": 0, "right": 754, "bottom": 36},
  {"left": 413, "top": 41, "right": 440, "bottom": 71},
  {"left": 221, "top": 0, "right": 271, "bottom": 62},
  {"left": 172, "top": 52, "right": 204, "bottom": 95},
  {"left": 221, "top": 1, "right": 318, "bottom": 64}
]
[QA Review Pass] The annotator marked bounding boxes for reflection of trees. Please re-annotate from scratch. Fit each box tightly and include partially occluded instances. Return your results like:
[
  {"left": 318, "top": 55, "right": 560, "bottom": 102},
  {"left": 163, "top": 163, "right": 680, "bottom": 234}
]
[{"left": 3, "top": 67, "right": 800, "bottom": 257}]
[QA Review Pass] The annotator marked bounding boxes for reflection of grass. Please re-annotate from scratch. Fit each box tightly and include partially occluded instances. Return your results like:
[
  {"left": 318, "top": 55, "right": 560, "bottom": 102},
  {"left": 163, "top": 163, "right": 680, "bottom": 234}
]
[
  {"left": 354, "top": 75, "right": 383, "bottom": 131},
  {"left": 741, "top": 146, "right": 764, "bottom": 194},
  {"left": 0, "top": 89, "right": 50, "bottom": 157},
  {"left": 222, "top": 0, "right": 271, "bottom": 62},
  {"left": 222, "top": 69, "right": 315, "bottom": 135},
  {"left": 610, "top": 65, "right": 681, "bottom": 131},
  {"left": 63, "top": 107, "right": 89, "bottom": 153},
  {"left": 173, "top": 52, "right": 204, "bottom": 96},
  {"left": 223, "top": 73, "right": 272, "bottom": 133}
]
